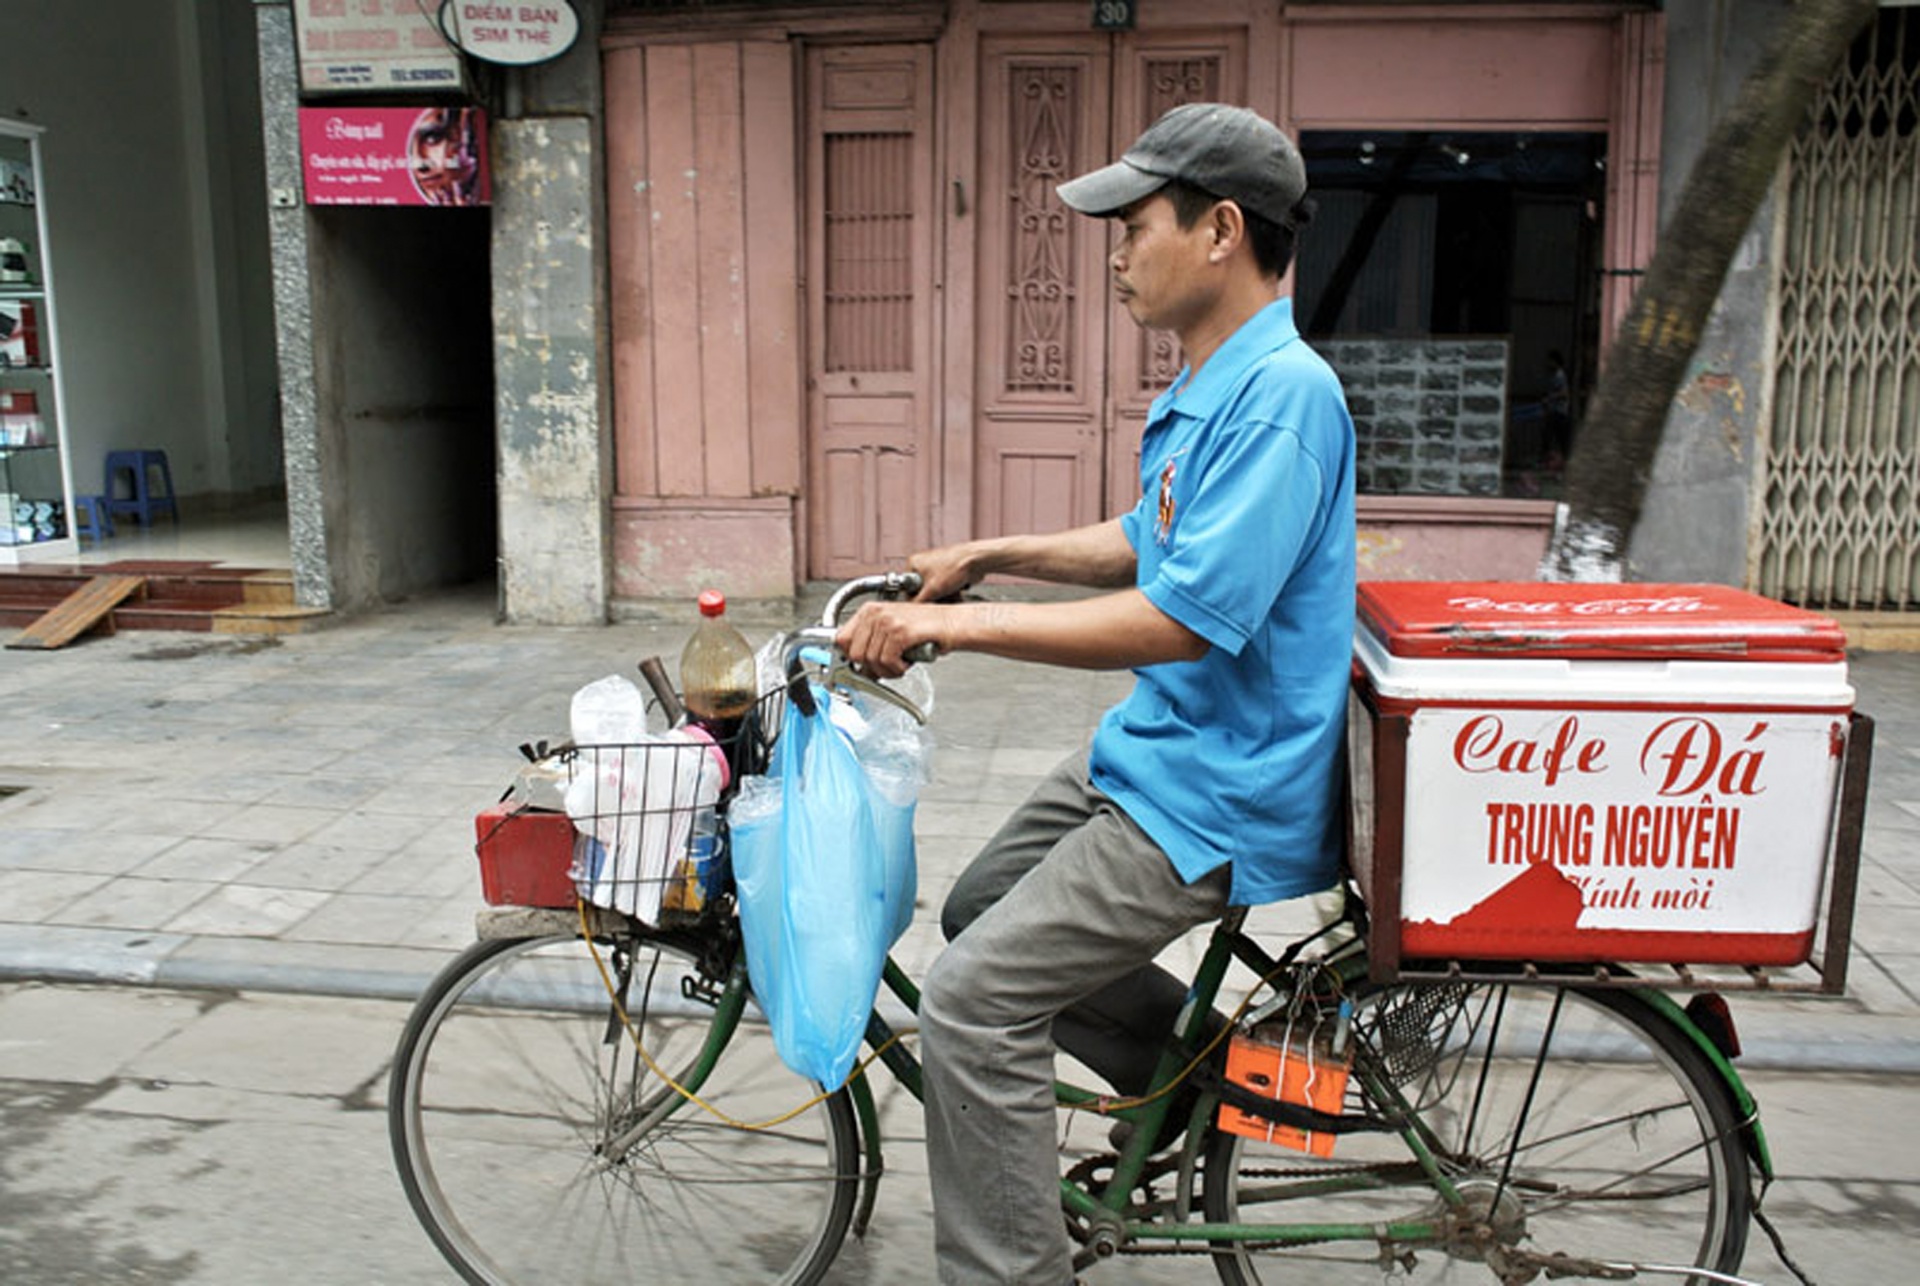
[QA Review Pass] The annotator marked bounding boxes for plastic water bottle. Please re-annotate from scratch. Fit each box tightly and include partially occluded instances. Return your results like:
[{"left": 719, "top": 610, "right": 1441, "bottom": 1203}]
[
  {"left": 662, "top": 806, "right": 719, "bottom": 920},
  {"left": 679, "top": 589, "right": 758, "bottom": 743}
]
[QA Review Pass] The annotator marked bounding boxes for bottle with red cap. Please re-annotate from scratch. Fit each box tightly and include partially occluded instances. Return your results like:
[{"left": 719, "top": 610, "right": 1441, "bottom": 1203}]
[
  {"left": 660, "top": 590, "right": 756, "bottom": 920},
  {"left": 678, "top": 588, "right": 758, "bottom": 744}
]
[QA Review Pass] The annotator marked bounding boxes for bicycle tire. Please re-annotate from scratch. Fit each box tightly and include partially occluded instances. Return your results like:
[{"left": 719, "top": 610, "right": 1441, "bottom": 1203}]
[
  {"left": 1201, "top": 981, "right": 1752, "bottom": 1284},
  {"left": 389, "top": 931, "right": 859, "bottom": 1285}
]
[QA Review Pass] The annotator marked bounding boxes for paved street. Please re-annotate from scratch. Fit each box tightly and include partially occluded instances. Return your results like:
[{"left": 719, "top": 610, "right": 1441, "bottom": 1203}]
[
  {"left": 0, "top": 585, "right": 1916, "bottom": 1283},
  {"left": 1, "top": 980, "right": 1915, "bottom": 1285}
]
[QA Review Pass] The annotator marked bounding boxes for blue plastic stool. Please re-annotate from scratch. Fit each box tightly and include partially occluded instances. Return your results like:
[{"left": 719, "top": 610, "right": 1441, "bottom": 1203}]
[
  {"left": 72, "top": 493, "right": 114, "bottom": 543},
  {"left": 103, "top": 450, "right": 179, "bottom": 528}
]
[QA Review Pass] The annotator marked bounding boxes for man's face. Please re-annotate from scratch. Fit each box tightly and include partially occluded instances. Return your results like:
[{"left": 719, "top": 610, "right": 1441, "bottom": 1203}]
[{"left": 1109, "top": 191, "right": 1217, "bottom": 334}]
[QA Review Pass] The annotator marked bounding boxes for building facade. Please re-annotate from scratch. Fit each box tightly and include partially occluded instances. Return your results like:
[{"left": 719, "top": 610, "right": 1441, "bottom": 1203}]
[
  {"left": 7, "top": 2, "right": 1910, "bottom": 622},
  {"left": 588, "top": 0, "right": 1668, "bottom": 609}
]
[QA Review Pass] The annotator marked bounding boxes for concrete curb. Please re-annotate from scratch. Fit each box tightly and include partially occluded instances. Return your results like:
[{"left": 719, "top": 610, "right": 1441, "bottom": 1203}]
[{"left": 7, "top": 924, "right": 1920, "bottom": 1075}]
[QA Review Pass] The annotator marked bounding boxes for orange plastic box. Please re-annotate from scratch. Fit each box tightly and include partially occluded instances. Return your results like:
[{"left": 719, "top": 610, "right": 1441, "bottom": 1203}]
[
  {"left": 1217, "top": 1028, "right": 1351, "bottom": 1156},
  {"left": 474, "top": 804, "right": 579, "bottom": 909},
  {"left": 1350, "top": 582, "right": 1856, "bottom": 971}
]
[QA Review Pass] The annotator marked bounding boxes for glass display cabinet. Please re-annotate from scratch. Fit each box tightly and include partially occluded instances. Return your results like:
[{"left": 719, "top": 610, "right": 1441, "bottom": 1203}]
[{"left": 1, "top": 119, "right": 76, "bottom": 562}]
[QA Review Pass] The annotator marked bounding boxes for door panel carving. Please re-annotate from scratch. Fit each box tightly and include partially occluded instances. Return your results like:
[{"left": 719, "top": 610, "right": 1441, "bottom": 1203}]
[
  {"left": 975, "top": 42, "right": 1111, "bottom": 540},
  {"left": 974, "top": 34, "right": 1241, "bottom": 538}
]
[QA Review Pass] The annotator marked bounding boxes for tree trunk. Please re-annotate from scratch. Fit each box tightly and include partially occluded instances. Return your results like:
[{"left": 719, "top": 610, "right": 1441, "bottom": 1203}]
[{"left": 1538, "top": 0, "right": 1879, "bottom": 582}]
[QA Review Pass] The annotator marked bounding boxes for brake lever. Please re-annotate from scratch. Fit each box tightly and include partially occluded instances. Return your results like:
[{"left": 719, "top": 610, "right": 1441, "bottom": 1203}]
[{"left": 825, "top": 662, "right": 929, "bottom": 724}]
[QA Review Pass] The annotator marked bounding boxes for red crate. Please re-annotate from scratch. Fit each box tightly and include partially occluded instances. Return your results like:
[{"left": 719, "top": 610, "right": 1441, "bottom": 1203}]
[{"left": 474, "top": 804, "right": 580, "bottom": 909}]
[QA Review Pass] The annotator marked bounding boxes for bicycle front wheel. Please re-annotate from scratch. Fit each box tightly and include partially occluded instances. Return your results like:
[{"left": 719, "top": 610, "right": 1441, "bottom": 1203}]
[
  {"left": 1202, "top": 981, "right": 1751, "bottom": 1284},
  {"left": 389, "top": 931, "right": 859, "bottom": 1285}
]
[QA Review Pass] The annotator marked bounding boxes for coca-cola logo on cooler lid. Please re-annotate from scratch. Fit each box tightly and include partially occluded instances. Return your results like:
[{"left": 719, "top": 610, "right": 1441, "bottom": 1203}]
[{"left": 1446, "top": 595, "right": 1712, "bottom": 617}]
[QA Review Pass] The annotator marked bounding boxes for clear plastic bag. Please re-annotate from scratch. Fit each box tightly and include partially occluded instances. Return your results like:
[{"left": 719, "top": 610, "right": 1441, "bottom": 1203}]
[
  {"left": 833, "top": 694, "right": 931, "bottom": 944},
  {"left": 563, "top": 675, "right": 725, "bottom": 925}
]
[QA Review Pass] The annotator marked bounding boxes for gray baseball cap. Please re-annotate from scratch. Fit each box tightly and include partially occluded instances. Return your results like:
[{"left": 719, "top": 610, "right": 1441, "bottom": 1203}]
[{"left": 1056, "top": 102, "right": 1307, "bottom": 227}]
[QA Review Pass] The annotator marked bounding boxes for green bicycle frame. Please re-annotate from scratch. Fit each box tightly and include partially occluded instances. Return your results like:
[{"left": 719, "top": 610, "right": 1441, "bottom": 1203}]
[
  {"left": 613, "top": 910, "right": 1771, "bottom": 1255},
  {"left": 851, "top": 914, "right": 1772, "bottom": 1257},
  {"left": 599, "top": 951, "right": 756, "bottom": 1163}
]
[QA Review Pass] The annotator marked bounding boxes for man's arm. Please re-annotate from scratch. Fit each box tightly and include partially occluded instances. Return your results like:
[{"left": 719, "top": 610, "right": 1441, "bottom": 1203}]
[
  {"left": 839, "top": 518, "right": 1207, "bottom": 677},
  {"left": 907, "top": 518, "right": 1139, "bottom": 600},
  {"left": 838, "top": 588, "right": 1206, "bottom": 679}
]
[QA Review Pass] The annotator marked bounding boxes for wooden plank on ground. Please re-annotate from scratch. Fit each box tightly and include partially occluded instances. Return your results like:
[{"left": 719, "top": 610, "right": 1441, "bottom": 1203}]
[{"left": 6, "top": 574, "right": 147, "bottom": 650}]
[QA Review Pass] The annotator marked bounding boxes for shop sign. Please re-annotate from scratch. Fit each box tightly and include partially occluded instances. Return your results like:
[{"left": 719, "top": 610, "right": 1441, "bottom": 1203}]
[
  {"left": 438, "top": 1, "right": 580, "bottom": 66},
  {"left": 295, "top": 0, "right": 466, "bottom": 94},
  {"left": 300, "top": 107, "right": 491, "bottom": 207}
]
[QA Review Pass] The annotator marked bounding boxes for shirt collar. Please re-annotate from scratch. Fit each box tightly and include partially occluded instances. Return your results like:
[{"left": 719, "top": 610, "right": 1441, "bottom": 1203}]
[{"left": 1149, "top": 297, "right": 1300, "bottom": 423}]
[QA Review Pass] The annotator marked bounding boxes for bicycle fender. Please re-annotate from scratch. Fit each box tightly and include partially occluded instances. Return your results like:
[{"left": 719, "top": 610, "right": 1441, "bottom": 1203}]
[
  {"left": 845, "top": 1067, "right": 886, "bottom": 1238},
  {"left": 1637, "top": 988, "right": 1775, "bottom": 1181}
]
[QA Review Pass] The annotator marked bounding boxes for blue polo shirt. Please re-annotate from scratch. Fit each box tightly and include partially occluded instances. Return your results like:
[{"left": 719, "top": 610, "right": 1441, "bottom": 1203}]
[{"left": 1091, "top": 298, "right": 1355, "bottom": 906}]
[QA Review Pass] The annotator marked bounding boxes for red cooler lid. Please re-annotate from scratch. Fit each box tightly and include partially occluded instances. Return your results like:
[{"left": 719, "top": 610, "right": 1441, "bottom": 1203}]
[{"left": 1357, "top": 581, "right": 1847, "bottom": 663}]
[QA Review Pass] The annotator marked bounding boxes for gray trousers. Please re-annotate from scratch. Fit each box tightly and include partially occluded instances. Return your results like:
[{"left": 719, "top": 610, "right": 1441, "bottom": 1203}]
[{"left": 921, "top": 752, "right": 1232, "bottom": 1284}]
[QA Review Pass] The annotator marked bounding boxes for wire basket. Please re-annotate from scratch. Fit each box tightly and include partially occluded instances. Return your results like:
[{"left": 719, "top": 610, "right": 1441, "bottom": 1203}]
[
  {"left": 729, "top": 687, "right": 788, "bottom": 780},
  {"left": 564, "top": 688, "right": 789, "bottom": 925},
  {"left": 1350, "top": 982, "right": 1476, "bottom": 1096}
]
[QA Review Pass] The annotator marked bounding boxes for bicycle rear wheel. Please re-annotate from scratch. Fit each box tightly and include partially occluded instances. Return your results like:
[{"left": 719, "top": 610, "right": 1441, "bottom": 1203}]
[
  {"left": 389, "top": 931, "right": 858, "bottom": 1285},
  {"left": 1202, "top": 981, "right": 1751, "bottom": 1284}
]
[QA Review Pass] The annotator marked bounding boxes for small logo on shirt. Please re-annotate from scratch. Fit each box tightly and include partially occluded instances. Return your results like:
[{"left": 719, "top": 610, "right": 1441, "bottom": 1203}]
[{"left": 1154, "top": 451, "right": 1185, "bottom": 546}]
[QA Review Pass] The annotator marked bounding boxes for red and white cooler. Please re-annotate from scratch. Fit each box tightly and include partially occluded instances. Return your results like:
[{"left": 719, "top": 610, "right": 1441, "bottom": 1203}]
[{"left": 1350, "top": 581, "right": 1857, "bottom": 970}]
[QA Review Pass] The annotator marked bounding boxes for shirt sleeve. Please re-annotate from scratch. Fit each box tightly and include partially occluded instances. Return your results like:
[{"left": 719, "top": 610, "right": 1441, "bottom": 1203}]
[
  {"left": 1119, "top": 495, "right": 1145, "bottom": 551},
  {"left": 1139, "top": 420, "right": 1328, "bottom": 655}
]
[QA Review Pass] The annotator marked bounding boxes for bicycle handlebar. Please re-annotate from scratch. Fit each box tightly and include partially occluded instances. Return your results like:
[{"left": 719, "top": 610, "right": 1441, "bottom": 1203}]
[
  {"left": 819, "top": 570, "right": 923, "bottom": 628},
  {"left": 777, "top": 573, "right": 942, "bottom": 720},
  {"left": 815, "top": 571, "right": 940, "bottom": 666}
]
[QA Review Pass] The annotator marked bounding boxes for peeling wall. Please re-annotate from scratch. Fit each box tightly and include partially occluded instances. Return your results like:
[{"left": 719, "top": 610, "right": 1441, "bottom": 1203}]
[
  {"left": 491, "top": 0, "right": 611, "bottom": 625},
  {"left": 493, "top": 114, "right": 609, "bottom": 624},
  {"left": 309, "top": 206, "right": 495, "bottom": 607}
]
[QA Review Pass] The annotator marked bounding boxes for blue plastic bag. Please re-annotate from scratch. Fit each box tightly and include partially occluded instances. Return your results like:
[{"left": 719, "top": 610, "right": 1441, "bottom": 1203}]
[{"left": 730, "top": 684, "right": 895, "bottom": 1088}]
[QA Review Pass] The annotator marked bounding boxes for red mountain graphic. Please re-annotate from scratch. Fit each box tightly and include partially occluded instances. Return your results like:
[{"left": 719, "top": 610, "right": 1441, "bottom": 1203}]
[{"left": 1402, "top": 862, "right": 1585, "bottom": 958}]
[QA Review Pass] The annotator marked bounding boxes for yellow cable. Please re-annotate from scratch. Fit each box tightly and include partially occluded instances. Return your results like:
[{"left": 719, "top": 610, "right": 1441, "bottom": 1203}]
[
  {"left": 573, "top": 901, "right": 1344, "bottom": 1136},
  {"left": 576, "top": 898, "right": 903, "bottom": 1132}
]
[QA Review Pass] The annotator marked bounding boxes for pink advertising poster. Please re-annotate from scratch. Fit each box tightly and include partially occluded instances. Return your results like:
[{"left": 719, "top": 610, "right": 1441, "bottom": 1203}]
[{"left": 300, "top": 107, "right": 491, "bottom": 207}]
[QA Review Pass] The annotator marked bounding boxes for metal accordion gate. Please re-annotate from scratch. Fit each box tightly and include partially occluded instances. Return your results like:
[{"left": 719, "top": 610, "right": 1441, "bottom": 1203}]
[{"left": 1759, "top": 9, "right": 1920, "bottom": 610}]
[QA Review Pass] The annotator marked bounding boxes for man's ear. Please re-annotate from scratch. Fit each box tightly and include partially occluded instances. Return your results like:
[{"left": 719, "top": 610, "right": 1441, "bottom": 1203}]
[{"left": 1208, "top": 201, "right": 1246, "bottom": 262}]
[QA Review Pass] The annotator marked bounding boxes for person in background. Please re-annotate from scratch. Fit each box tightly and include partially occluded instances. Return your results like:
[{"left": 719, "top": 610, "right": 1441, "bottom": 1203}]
[
  {"left": 1542, "top": 348, "right": 1573, "bottom": 470},
  {"left": 838, "top": 102, "right": 1357, "bottom": 1284}
]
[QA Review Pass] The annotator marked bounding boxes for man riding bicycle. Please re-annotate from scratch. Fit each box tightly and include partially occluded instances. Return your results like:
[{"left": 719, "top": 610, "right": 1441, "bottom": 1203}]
[{"left": 838, "top": 102, "right": 1357, "bottom": 1285}]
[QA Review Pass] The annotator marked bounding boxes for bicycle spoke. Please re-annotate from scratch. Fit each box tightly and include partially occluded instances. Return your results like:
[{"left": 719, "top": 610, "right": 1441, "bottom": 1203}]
[
  {"left": 1201, "top": 981, "right": 1751, "bottom": 1284},
  {"left": 390, "top": 933, "right": 858, "bottom": 1285}
]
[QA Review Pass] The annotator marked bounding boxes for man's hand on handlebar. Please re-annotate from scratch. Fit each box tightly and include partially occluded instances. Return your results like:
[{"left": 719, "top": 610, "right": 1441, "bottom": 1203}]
[
  {"left": 904, "top": 546, "right": 976, "bottom": 604},
  {"left": 836, "top": 599, "right": 949, "bottom": 680}
]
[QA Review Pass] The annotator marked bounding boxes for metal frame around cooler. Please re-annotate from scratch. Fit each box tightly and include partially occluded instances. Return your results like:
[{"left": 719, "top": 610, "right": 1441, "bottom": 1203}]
[{"left": 1345, "top": 683, "right": 1873, "bottom": 997}]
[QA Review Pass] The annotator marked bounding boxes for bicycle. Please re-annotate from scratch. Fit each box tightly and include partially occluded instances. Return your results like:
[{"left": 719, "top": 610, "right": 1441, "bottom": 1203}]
[{"left": 389, "top": 572, "right": 1779, "bottom": 1286}]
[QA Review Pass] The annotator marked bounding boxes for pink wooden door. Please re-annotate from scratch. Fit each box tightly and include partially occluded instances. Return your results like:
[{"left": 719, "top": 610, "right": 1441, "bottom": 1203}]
[
  {"left": 805, "top": 45, "right": 938, "bottom": 579},
  {"left": 973, "top": 32, "right": 1245, "bottom": 539}
]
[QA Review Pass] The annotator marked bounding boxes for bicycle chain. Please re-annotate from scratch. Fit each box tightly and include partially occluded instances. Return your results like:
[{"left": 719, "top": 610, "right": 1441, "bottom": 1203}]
[{"left": 1061, "top": 1152, "right": 1429, "bottom": 1258}]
